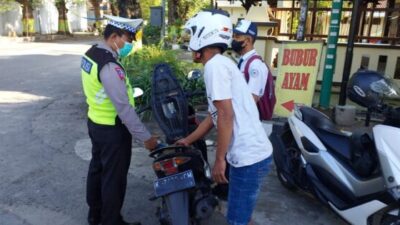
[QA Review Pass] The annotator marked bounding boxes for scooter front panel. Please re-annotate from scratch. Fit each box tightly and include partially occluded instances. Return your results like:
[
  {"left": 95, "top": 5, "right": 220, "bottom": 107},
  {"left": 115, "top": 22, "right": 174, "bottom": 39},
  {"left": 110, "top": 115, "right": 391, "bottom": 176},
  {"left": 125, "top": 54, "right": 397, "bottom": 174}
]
[{"left": 374, "top": 124, "right": 400, "bottom": 189}]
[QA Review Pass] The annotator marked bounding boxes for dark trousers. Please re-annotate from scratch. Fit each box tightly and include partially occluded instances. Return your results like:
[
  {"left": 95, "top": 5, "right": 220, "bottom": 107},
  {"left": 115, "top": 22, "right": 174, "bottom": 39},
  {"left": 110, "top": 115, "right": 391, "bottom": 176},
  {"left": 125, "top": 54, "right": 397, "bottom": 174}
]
[{"left": 86, "top": 118, "right": 132, "bottom": 225}]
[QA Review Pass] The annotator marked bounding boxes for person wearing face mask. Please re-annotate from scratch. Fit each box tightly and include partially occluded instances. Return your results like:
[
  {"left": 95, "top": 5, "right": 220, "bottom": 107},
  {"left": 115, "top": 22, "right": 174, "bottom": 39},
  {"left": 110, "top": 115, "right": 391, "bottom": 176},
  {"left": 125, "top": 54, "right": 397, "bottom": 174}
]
[
  {"left": 81, "top": 15, "right": 158, "bottom": 225},
  {"left": 232, "top": 20, "right": 268, "bottom": 103},
  {"left": 177, "top": 10, "right": 273, "bottom": 225}
]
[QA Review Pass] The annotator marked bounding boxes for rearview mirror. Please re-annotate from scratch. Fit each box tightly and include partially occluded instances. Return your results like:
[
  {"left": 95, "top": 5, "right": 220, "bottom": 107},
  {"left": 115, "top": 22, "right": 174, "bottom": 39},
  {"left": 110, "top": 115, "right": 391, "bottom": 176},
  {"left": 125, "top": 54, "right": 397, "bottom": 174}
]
[
  {"left": 133, "top": 87, "right": 144, "bottom": 98},
  {"left": 187, "top": 69, "right": 202, "bottom": 80}
]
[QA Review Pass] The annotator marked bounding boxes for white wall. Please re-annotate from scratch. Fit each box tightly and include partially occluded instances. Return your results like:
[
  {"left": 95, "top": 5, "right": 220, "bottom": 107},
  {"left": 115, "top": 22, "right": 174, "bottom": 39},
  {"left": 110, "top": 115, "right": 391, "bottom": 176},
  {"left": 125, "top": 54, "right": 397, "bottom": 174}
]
[
  {"left": 34, "top": 0, "right": 59, "bottom": 34},
  {"left": 67, "top": 1, "right": 88, "bottom": 32},
  {"left": 0, "top": 0, "right": 88, "bottom": 36},
  {"left": 0, "top": 2, "right": 23, "bottom": 36}
]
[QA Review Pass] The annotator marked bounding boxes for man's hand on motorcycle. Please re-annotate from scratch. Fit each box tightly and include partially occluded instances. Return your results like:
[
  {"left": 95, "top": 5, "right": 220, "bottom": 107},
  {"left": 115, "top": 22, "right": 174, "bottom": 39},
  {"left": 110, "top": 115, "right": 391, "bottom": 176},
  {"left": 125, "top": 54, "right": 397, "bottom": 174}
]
[
  {"left": 175, "top": 138, "right": 190, "bottom": 146},
  {"left": 212, "top": 159, "right": 229, "bottom": 184},
  {"left": 144, "top": 136, "right": 159, "bottom": 151}
]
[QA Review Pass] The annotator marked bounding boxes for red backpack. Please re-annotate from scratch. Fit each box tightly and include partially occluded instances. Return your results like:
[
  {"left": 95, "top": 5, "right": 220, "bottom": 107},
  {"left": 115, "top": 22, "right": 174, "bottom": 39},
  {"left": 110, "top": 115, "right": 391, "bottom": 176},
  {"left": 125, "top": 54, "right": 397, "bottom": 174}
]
[{"left": 244, "top": 55, "right": 276, "bottom": 120}]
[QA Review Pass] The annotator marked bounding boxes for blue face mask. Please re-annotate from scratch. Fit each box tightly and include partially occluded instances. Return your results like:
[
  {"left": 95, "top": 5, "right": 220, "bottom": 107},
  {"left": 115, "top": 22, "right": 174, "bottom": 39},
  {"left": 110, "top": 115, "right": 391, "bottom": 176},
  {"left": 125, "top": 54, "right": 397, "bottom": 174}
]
[{"left": 117, "top": 41, "right": 133, "bottom": 58}]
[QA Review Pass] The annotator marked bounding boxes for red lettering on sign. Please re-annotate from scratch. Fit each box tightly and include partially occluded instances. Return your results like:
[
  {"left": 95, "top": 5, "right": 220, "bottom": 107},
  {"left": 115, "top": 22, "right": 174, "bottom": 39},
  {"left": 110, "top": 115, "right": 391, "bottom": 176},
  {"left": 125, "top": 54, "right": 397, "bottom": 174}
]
[
  {"left": 282, "top": 49, "right": 290, "bottom": 65},
  {"left": 309, "top": 49, "right": 317, "bottom": 66},
  {"left": 281, "top": 72, "right": 311, "bottom": 90},
  {"left": 281, "top": 72, "right": 289, "bottom": 89},
  {"left": 295, "top": 49, "right": 303, "bottom": 66},
  {"left": 289, "top": 72, "right": 296, "bottom": 88},
  {"left": 281, "top": 49, "right": 318, "bottom": 66},
  {"left": 293, "top": 73, "right": 300, "bottom": 90},
  {"left": 300, "top": 73, "right": 310, "bottom": 90}
]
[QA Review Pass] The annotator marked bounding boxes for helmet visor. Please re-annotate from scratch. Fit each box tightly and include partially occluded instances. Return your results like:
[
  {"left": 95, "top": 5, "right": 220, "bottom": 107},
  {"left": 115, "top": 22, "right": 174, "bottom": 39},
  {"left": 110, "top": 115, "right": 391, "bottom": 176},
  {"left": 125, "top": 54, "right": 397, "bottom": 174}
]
[{"left": 370, "top": 77, "right": 400, "bottom": 98}]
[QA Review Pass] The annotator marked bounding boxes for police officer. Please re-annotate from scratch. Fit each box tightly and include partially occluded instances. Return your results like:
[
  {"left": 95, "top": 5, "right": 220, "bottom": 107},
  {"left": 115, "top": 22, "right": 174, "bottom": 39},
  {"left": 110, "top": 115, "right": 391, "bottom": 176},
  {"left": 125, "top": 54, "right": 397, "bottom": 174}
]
[
  {"left": 232, "top": 19, "right": 269, "bottom": 103},
  {"left": 81, "top": 15, "right": 158, "bottom": 225}
]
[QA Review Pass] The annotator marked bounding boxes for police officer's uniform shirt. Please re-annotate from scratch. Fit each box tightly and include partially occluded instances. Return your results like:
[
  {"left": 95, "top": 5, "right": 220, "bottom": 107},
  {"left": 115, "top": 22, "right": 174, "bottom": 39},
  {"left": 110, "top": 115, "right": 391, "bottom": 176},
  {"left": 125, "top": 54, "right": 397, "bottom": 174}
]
[
  {"left": 204, "top": 54, "right": 272, "bottom": 168},
  {"left": 96, "top": 42, "right": 151, "bottom": 142},
  {"left": 238, "top": 49, "right": 268, "bottom": 97}
]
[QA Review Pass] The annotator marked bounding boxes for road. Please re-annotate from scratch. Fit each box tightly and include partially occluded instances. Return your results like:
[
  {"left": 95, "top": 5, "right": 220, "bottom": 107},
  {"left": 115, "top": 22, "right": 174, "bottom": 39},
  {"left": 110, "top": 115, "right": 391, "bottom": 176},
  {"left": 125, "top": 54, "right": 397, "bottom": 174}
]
[{"left": 0, "top": 38, "right": 346, "bottom": 225}]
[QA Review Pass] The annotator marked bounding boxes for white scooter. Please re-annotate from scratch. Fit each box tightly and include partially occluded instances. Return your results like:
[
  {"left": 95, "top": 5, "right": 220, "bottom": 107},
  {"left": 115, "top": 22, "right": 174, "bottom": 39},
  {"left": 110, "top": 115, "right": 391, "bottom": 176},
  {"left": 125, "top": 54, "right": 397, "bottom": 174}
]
[{"left": 271, "top": 70, "right": 400, "bottom": 225}]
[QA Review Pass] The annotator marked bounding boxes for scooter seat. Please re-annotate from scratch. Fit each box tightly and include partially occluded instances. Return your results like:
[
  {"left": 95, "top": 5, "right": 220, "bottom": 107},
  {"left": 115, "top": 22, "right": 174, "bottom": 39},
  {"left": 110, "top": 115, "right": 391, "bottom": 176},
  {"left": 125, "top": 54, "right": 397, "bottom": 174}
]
[
  {"left": 299, "top": 107, "right": 378, "bottom": 178},
  {"left": 299, "top": 107, "right": 352, "bottom": 162}
]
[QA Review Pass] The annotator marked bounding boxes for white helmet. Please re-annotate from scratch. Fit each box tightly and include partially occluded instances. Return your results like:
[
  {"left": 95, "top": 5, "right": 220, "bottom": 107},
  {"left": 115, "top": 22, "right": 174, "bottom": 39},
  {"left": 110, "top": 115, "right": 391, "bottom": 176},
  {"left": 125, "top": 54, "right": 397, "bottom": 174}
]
[{"left": 184, "top": 9, "right": 232, "bottom": 52}]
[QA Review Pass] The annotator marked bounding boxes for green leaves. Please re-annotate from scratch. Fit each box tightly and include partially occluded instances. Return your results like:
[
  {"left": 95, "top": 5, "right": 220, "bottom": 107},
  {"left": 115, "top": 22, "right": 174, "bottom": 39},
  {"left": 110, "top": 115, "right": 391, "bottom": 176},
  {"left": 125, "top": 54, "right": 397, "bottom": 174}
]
[
  {"left": 0, "top": 0, "right": 18, "bottom": 12},
  {"left": 143, "top": 25, "right": 162, "bottom": 45},
  {"left": 121, "top": 45, "right": 205, "bottom": 113}
]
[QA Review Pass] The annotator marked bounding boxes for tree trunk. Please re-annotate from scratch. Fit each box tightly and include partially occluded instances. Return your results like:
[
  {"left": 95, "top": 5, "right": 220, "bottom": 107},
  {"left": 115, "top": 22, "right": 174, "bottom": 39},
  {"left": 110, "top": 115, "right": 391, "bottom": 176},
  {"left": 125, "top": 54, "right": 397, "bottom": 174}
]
[
  {"left": 89, "top": 0, "right": 102, "bottom": 31},
  {"left": 168, "top": 0, "right": 179, "bottom": 25},
  {"left": 18, "top": 0, "right": 35, "bottom": 36},
  {"left": 178, "top": 1, "right": 190, "bottom": 21},
  {"left": 110, "top": 2, "right": 119, "bottom": 16},
  {"left": 118, "top": 0, "right": 128, "bottom": 18},
  {"left": 56, "top": 0, "right": 70, "bottom": 35},
  {"left": 129, "top": 0, "right": 142, "bottom": 18}
]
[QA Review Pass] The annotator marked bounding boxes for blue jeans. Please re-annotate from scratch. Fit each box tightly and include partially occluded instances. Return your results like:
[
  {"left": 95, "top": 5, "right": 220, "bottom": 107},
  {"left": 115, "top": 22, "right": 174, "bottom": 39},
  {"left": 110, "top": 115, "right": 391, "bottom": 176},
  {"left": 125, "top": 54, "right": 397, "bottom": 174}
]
[{"left": 227, "top": 157, "right": 272, "bottom": 225}]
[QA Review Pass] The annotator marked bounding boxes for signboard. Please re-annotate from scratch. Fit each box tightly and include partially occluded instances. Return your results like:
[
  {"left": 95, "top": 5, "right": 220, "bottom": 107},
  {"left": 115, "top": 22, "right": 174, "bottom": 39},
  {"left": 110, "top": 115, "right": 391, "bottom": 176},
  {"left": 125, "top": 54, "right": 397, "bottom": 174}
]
[{"left": 274, "top": 42, "right": 323, "bottom": 117}]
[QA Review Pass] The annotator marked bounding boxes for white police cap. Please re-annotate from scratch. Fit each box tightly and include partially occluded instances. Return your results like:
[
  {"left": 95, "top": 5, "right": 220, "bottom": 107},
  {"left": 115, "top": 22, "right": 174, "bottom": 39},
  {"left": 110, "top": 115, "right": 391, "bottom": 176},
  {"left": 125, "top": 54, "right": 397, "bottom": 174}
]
[{"left": 104, "top": 14, "right": 143, "bottom": 33}]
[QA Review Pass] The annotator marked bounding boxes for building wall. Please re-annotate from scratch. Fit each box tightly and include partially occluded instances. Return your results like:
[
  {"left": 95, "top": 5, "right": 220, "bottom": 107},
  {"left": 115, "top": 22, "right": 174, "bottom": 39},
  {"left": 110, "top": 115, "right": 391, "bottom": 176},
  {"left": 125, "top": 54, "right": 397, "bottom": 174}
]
[
  {"left": 0, "top": 2, "right": 22, "bottom": 36},
  {"left": 67, "top": 2, "right": 88, "bottom": 32},
  {"left": 0, "top": 1, "right": 88, "bottom": 36},
  {"left": 34, "top": 0, "right": 59, "bottom": 34}
]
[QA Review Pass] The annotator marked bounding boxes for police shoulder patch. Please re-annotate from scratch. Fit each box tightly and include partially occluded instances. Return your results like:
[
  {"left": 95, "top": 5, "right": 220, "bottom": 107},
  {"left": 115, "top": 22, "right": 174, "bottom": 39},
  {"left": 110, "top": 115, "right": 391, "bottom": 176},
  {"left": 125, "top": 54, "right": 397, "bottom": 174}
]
[
  {"left": 115, "top": 67, "right": 125, "bottom": 80},
  {"left": 81, "top": 57, "right": 93, "bottom": 73}
]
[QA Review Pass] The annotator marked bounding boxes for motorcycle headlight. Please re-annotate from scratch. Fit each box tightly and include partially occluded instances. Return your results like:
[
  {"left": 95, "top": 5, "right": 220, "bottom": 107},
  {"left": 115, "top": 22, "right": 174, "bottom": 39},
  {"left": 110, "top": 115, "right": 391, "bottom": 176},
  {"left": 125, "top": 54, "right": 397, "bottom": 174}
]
[{"left": 389, "top": 186, "right": 400, "bottom": 200}]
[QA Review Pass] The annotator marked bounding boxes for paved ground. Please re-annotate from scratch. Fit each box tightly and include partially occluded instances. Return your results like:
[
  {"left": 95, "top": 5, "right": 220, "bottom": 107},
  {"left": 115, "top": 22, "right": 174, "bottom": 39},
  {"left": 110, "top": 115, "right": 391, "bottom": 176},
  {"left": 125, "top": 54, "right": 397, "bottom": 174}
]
[{"left": 0, "top": 37, "right": 347, "bottom": 225}]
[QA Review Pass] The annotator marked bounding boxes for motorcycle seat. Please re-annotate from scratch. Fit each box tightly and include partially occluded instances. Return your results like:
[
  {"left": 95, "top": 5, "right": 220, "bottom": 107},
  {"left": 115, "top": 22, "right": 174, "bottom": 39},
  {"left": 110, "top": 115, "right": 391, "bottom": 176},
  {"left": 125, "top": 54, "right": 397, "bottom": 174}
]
[
  {"left": 299, "top": 107, "right": 378, "bottom": 178},
  {"left": 299, "top": 107, "right": 353, "bottom": 162}
]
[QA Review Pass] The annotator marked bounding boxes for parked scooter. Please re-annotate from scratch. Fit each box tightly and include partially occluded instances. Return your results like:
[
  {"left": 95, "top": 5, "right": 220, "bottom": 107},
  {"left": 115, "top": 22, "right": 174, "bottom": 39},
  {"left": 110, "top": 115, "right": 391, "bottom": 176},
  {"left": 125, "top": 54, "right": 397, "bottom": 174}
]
[
  {"left": 271, "top": 70, "right": 400, "bottom": 225},
  {"left": 137, "top": 64, "right": 218, "bottom": 225}
]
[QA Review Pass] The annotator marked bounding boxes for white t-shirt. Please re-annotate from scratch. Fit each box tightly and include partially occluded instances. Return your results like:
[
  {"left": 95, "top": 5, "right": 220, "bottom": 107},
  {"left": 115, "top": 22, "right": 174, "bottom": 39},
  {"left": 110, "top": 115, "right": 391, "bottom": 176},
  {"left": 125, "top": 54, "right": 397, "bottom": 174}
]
[
  {"left": 204, "top": 54, "right": 273, "bottom": 168},
  {"left": 239, "top": 49, "right": 269, "bottom": 97}
]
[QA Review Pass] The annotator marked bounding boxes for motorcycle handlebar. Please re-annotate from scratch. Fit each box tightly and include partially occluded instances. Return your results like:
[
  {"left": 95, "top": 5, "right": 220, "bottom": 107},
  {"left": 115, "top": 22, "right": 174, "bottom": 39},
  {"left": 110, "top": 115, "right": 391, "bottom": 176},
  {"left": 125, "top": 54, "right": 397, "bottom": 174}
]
[{"left": 149, "top": 144, "right": 190, "bottom": 158}]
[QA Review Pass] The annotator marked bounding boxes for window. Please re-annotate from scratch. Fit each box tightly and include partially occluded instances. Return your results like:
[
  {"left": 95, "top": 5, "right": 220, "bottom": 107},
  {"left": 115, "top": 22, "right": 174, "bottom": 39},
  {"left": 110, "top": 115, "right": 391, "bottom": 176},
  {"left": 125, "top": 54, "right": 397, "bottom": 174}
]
[{"left": 377, "top": 55, "right": 388, "bottom": 74}]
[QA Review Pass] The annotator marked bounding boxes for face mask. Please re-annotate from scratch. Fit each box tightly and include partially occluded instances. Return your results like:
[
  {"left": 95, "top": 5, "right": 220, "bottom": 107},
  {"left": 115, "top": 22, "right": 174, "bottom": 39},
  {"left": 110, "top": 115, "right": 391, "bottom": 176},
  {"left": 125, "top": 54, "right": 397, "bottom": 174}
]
[
  {"left": 231, "top": 40, "right": 245, "bottom": 54},
  {"left": 114, "top": 41, "right": 133, "bottom": 58}
]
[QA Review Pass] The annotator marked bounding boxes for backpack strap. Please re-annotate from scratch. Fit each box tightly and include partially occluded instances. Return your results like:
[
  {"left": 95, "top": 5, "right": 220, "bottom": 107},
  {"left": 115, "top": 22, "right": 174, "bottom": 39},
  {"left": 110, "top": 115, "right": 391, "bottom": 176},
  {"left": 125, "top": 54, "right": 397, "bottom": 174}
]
[{"left": 244, "top": 55, "right": 263, "bottom": 83}]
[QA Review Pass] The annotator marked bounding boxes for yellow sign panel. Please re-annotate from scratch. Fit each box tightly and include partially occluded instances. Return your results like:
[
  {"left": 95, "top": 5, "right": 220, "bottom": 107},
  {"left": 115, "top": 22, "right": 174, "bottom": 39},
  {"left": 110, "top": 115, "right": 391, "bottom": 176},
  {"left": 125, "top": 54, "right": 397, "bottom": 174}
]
[{"left": 274, "top": 42, "right": 323, "bottom": 117}]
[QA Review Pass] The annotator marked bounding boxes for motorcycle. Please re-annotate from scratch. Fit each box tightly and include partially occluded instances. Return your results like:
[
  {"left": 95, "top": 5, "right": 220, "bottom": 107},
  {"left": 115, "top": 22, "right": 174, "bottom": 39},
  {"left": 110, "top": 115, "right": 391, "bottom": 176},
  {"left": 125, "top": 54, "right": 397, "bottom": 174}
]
[
  {"left": 137, "top": 64, "right": 219, "bottom": 225},
  {"left": 270, "top": 70, "right": 400, "bottom": 225}
]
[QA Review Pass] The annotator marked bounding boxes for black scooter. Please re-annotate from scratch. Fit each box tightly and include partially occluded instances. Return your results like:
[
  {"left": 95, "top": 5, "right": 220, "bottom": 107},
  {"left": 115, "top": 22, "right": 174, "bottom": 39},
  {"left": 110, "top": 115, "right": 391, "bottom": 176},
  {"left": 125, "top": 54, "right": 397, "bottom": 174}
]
[{"left": 138, "top": 64, "right": 219, "bottom": 225}]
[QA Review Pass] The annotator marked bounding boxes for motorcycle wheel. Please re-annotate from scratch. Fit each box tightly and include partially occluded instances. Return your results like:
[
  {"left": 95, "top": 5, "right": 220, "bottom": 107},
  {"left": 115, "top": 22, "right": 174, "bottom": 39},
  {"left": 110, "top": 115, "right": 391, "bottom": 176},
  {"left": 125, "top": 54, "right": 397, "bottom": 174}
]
[
  {"left": 276, "top": 167, "right": 297, "bottom": 191},
  {"left": 381, "top": 216, "right": 400, "bottom": 225},
  {"left": 368, "top": 207, "right": 400, "bottom": 225}
]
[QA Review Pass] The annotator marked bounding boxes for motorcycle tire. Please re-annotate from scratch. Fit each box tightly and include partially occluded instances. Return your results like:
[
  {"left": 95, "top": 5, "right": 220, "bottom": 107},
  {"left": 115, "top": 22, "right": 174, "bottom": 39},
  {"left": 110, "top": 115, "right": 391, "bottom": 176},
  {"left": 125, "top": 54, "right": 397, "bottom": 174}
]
[
  {"left": 276, "top": 167, "right": 297, "bottom": 191},
  {"left": 381, "top": 216, "right": 400, "bottom": 225}
]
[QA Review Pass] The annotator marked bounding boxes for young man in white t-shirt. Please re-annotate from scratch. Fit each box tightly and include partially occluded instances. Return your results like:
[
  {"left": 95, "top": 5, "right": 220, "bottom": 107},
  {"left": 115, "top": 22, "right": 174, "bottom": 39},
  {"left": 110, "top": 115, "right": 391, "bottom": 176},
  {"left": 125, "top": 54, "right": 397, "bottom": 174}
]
[{"left": 177, "top": 10, "right": 273, "bottom": 225}]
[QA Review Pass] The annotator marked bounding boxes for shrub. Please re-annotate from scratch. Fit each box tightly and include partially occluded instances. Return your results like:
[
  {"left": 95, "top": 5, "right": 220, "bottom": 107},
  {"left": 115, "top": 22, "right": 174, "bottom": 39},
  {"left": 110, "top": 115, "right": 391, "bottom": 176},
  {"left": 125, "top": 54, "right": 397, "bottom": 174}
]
[
  {"left": 121, "top": 45, "right": 205, "bottom": 119},
  {"left": 143, "top": 25, "right": 162, "bottom": 45}
]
